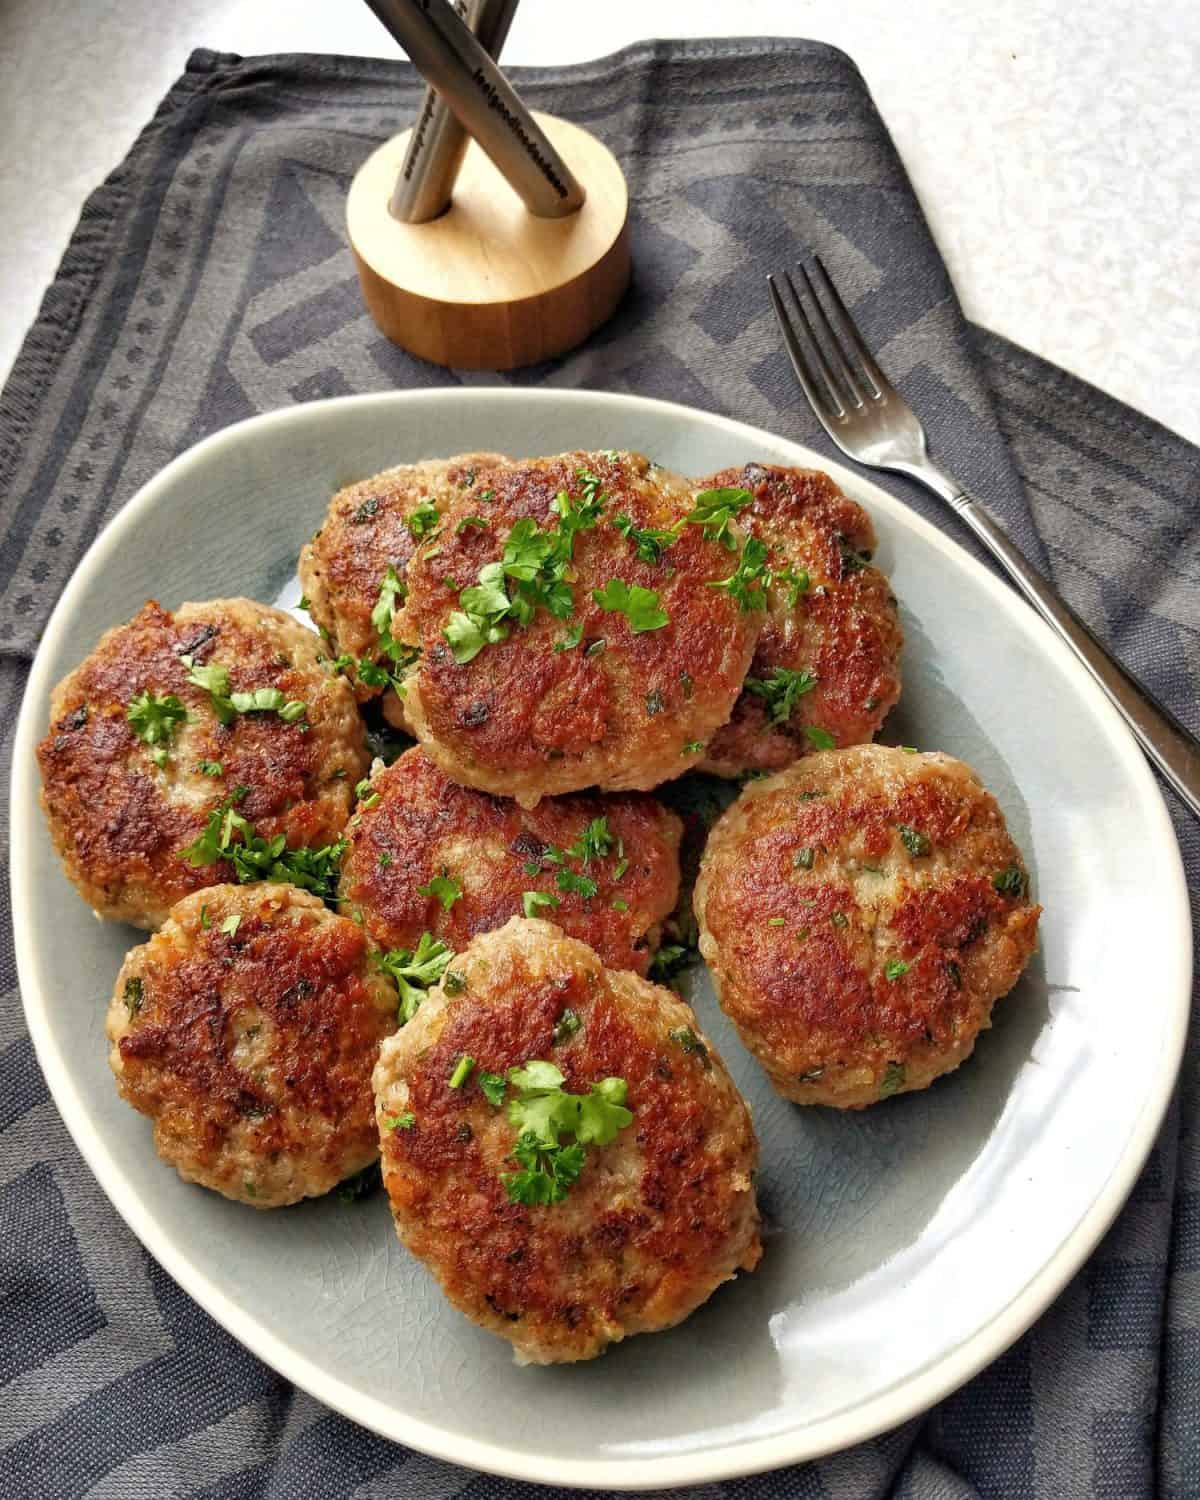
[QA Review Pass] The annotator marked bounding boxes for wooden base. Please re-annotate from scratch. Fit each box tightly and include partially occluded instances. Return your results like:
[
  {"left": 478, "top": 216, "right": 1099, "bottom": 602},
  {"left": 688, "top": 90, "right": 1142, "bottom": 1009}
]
[{"left": 347, "top": 112, "right": 630, "bottom": 370}]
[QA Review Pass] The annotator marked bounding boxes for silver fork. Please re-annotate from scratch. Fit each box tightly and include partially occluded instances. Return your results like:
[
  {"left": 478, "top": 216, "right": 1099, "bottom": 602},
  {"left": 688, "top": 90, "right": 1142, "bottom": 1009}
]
[{"left": 768, "top": 257, "right": 1200, "bottom": 821}]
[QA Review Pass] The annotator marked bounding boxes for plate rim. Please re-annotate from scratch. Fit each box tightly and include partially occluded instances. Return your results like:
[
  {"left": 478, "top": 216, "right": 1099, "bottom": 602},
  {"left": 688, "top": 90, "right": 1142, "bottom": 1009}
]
[{"left": 11, "top": 386, "right": 1191, "bottom": 1490}]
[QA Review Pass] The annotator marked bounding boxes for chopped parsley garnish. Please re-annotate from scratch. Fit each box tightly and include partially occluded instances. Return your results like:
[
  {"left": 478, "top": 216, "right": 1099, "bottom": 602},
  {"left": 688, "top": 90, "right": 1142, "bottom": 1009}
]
[
  {"left": 123, "top": 976, "right": 143, "bottom": 1018},
  {"left": 383, "top": 1112, "right": 415, "bottom": 1131},
  {"left": 880, "top": 1062, "right": 906, "bottom": 1097},
  {"left": 456, "top": 515, "right": 488, "bottom": 533},
  {"left": 768, "top": 916, "right": 787, "bottom": 926},
  {"left": 443, "top": 969, "right": 466, "bottom": 995},
  {"left": 355, "top": 778, "right": 379, "bottom": 809},
  {"left": 611, "top": 897, "right": 629, "bottom": 911},
  {"left": 179, "top": 791, "right": 345, "bottom": 899},
  {"left": 556, "top": 869, "right": 598, "bottom": 899},
  {"left": 126, "top": 692, "right": 186, "bottom": 759},
  {"left": 567, "top": 817, "right": 615, "bottom": 865},
  {"left": 884, "top": 959, "right": 910, "bottom": 981},
  {"left": 681, "top": 740, "right": 705, "bottom": 755},
  {"left": 774, "top": 565, "right": 811, "bottom": 607},
  {"left": 228, "top": 686, "right": 307, "bottom": 721},
  {"left": 553, "top": 1009, "right": 582, "bottom": 1044},
  {"left": 200, "top": 905, "right": 210, "bottom": 929},
  {"left": 220, "top": 914, "right": 241, "bottom": 936},
  {"left": 648, "top": 941, "right": 698, "bottom": 986},
  {"left": 839, "top": 536, "right": 873, "bottom": 576},
  {"left": 478, "top": 1071, "right": 507, "bottom": 1107},
  {"left": 297, "top": 595, "right": 311, "bottom": 613},
  {"left": 195, "top": 760, "right": 224, "bottom": 777},
  {"left": 794, "top": 847, "right": 815, "bottom": 870},
  {"left": 448, "top": 1055, "right": 474, "bottom": 1089},
  {"left": 351, "top": 496, "right": 379, "bottom": 524},
  {"left": 668, "top": 1025, "right": 711, "bottom": 1068},
  {"left": 406, "top": 500, "right": 440, "bottom": 538},
  {"left": 522, "top": 890, "right": 561, "bottom": 918},
  {"left": 992, "top": 866, "right": 1027, "bottom": 897},
  {"left": 612, "top": 513, "right": 678, "bottom": 564},
  {"left": 592, "top": 578, "right": 669, "bottom": 633},
  {"left": 708, "top": 535, "right": 771, "bottom": 611},
  {"left": 365, "top": 566, "right": 419, "bottom": 691},
  {"left": 337, "top": 1162, "right": 381, "bottom": 1201},
  {"left": 685, "top": 487, "right": 752, "bottom": 550},
  {"left": 181, "top": 657, "right": 305, "bottom": 727},
  {"left": 501, "top": 1061, "right": 633, "bottom": 1206},
  {"left": 181, "top": 657, "right": 235, "bottom": 725},
  {"left": 898, "top": 824, "right": 931, "bottom": 858},
  {"left": 374, "top": 933, "right": 456, "bottom": 1023},
  {"left": 804, "top": 725, "right": 836, "bottom": 750},
  {"left": 744, "top": 666, "right": 817, "bottom": 724},
  {"left": 418, "top": 871, "right": 463, "bottom": 911},
  {"left": 553, "top": 621, "right": 584, "bottom": 652}
]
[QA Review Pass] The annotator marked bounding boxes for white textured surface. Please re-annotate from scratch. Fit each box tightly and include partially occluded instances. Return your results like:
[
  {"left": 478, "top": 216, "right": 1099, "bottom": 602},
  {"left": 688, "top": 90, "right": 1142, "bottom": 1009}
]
[{"left": 2, "top": 0, "right": 1198, "bottom": 439}]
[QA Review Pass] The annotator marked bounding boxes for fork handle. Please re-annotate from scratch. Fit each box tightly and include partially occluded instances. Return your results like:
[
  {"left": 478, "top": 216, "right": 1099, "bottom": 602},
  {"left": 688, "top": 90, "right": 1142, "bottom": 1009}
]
[{"left": 949, "top": 492, "right": 1200, "bottom": 820}]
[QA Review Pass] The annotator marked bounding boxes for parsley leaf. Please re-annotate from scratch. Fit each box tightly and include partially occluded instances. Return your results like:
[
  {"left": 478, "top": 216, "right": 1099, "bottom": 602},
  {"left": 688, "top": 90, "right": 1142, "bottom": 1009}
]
[
  {"left": 805, "top": 725, "right": 836, "bottom": 750},
  {"left": 179, "top": 793, "right": 345, "bottom": 900},
  {"left": 880, "top": 1061, "right": 906, "bottom": 1097},
  {"left": 418, "top": 871, "right": 463, "bottom": 911},
  {"left": 522, "top": 890, "right": 561, "bottom": 919},
  {"left": 195, "top": 759, "right": 223, "bottom": 777},
  {"left": 612, "top": 513, "right": 678, "bottom": 564},
  {"left": 228, "top": 686, "right": 307, "bottom": 721},
  {"left": 553, "top": 621, "right": 584, "bottom": 652},
  {"left": 448, "top": 1055, "right": 474, "bottom": 1089},
  {"left": 992, "top": 865, "right": 1027, "bottom": 897},
  {"left": 478, "top": 1071, "right": 507, "bottom": 1108},
  {"left": 500, "top": 1062, "right": 633, "bottom": 1205},
  {"left": 685, "top": 487, "right": 753, "bottom": 550},
  {"left": 406, "top": 500, "right": 439, "bottom": 538},
  {"left": 884, "top": 959, "right": 910, "bottom": 980},
  {"left": 220, "top": 913, "right": 241, "bottom": 936},
  {"left": 182, "top": 656, "right": 235, "bottom": 725},
  {"left": 556, "top": 869, "right": 598, "bottom": 899},
  {"left": 668, "top": 1025, "right": 711, "bottom": 1068},
  {"left": 553, "top": 1008, "right": 582, "bottom": 1043},
  {"left": 898, "top": 824, "right": 931, "bottom": 858},
  {"left": 744, "top": 666, "right": 818, "bottom": 724},
  {"left": 123, "top": 976, "right": 143, "bottom": 1018},
  {"left": 383, "top": 1111, "right": 415, "bottom": 1131},
  {"left": 648, "top": 941, "right": 699, "bottom": 986},
  {"left": 127, "top": 691, "right": 186, "bottom": 752},
  {"left": 374, "top": 932, "right": 456, "bottom": 1023},
  {"left": 773, "top": 565, "right": 811, "bottom": 608},
  {"left": 592, "top": 578, "right": 669, "bottom": 633},
  {"left": 708, "top": 535, "right": 771, "bottom": 611},
  {"left": 566, "top": 817, "right": 615, "bottom": 865}
]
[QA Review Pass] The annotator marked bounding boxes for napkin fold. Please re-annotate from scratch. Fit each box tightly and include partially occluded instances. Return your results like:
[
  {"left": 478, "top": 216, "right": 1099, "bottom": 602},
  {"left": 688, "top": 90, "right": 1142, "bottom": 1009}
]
[{"left": 1, "top": 40, "right": 1196, "bottom": 1500}]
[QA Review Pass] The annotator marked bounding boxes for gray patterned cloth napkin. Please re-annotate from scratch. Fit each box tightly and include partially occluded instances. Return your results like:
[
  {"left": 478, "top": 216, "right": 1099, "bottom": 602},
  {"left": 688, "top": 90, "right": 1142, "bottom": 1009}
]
[{"left": 1, "top": 39, "right": 1197, "bottom": 1500}]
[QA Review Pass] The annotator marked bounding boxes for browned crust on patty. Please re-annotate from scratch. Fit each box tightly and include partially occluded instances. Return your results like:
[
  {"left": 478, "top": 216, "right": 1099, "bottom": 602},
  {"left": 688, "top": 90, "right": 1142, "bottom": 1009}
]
[
  {"left": 339, "top": 747, "right": 682, "bottom": 974},
  {"left": 298, "top": 453, "right": 506, "bottom": 704},
  {"left": 694, "top": 746, "right": 1041, "bottom": 1108},
  {"left": 37, "top": 599, "right": 367, "bottom": 927},
  {"left": 394, "top": 451, "right": 763, "bottom": 806},
  {"left": 696, "top": 464, "right": 903, "bottom": 777},
  {"left": 107, "top": 884, "right": 397, "bottom": 1207},
  {"left": 374, "top": 917, "right": 761, "bottom": 1363}
]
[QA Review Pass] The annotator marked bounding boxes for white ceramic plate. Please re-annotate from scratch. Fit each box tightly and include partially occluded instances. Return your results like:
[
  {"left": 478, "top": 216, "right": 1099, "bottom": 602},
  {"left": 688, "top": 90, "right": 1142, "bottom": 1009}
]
[{"left": 12, "top": 391, "right": 1190, "bottom": 1490}]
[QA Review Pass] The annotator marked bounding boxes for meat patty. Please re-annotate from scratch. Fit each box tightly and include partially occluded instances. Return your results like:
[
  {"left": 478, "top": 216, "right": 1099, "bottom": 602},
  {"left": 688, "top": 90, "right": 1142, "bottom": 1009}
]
[
  {"left": 339, "top": 746, "right": 682, "bottom": 975},
  {"left": 373, "top": 916, "right": 762, "bottom": 1363},
  {"left": 298, "top": 453, "right": 506, "bottom": 723},
  {"left": 392, "top": 450, "right": 764, "bottom": 806},
  {"left": 695, "top": 464, "right": 903, "bottom": 777},
  {"left": 107, "top": 884, "right": 398, "bottom": 1207},
  {"left": 694, "top": 745, "right": 1041, "bottom": 1108},
  {"left": 38, "top": 599, "right": 368, "bottom": 927}
]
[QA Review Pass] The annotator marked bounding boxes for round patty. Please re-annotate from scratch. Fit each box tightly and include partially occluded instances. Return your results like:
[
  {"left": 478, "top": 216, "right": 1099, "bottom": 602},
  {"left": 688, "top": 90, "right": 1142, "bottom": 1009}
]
[
  {"left": 298, "top": 453, "right": 506, "bottom": 718},
  {"left": 393, "top": 450, "right": 764, "bottom": 807},
  {"left": 695, "top": 464, "right": 903, "bottom": 777},
  {"left": 694, "top": 745, "right": 1041, "bottom": 1108},
  {"left": 340, "top": 746, "right": 682, "bottom": 976},
  {"left": 38, "top": 599, "right": 368, "bottom": 928},
  {"left": 373, "top": 916, "right": 762, "bottom": 1364},
  {"left": 107, "top": 883, "right": 398, "bottom": 1207}
]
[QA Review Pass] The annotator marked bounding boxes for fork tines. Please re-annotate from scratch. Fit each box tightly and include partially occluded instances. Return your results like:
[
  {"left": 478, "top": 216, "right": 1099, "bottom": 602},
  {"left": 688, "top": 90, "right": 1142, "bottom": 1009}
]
[{"left": 768, "top": 256, "right": 890, "bottom": 418}]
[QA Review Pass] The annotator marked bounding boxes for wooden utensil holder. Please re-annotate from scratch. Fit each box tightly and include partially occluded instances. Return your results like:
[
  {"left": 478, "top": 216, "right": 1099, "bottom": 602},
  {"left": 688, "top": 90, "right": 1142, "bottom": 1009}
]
[{"left": 347, "top": 112, "right": 630, "bottom": 370}]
